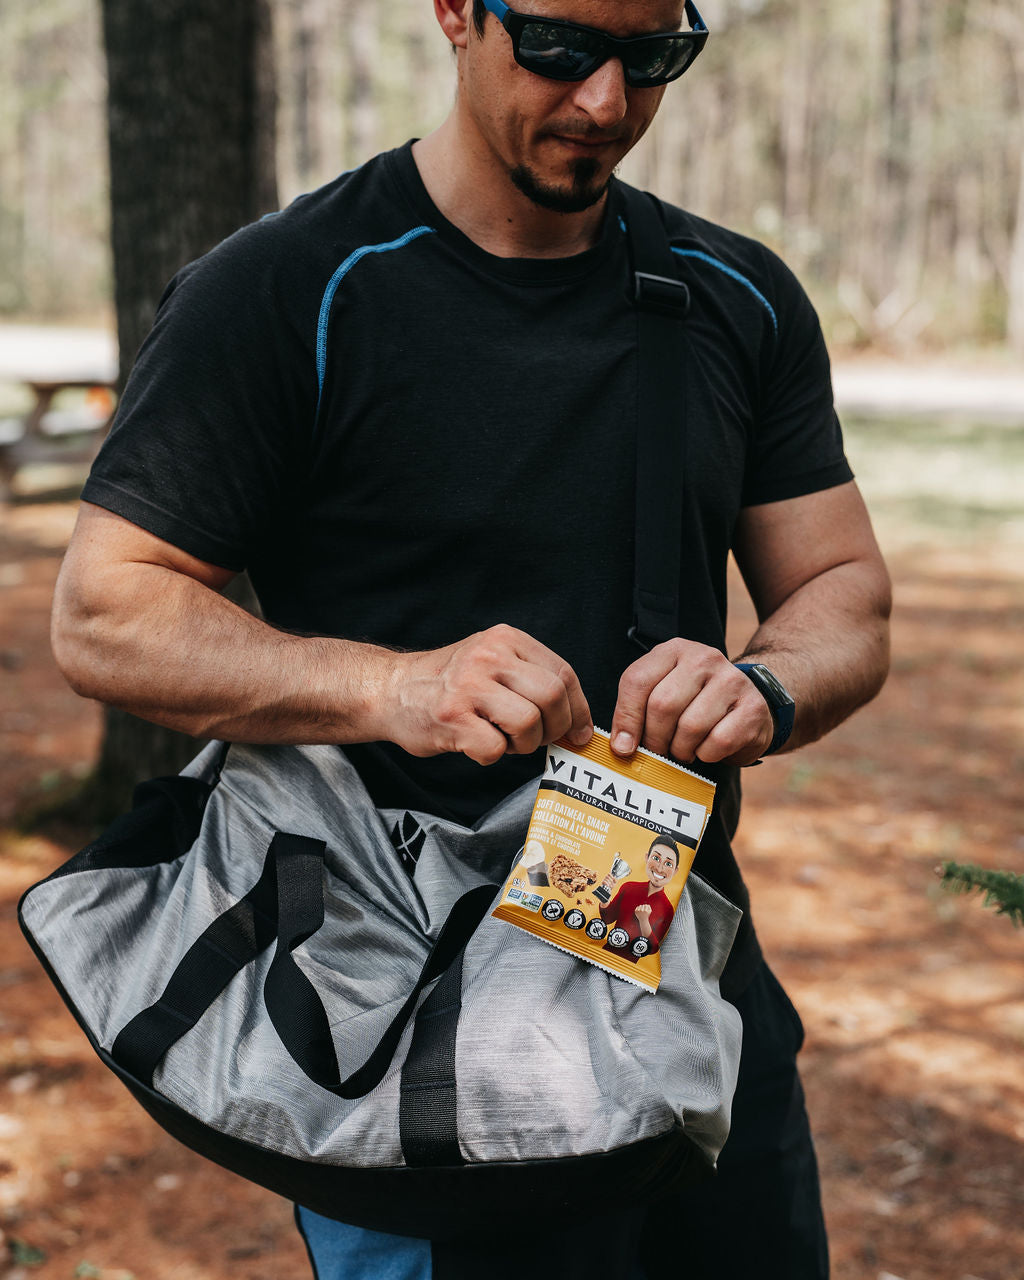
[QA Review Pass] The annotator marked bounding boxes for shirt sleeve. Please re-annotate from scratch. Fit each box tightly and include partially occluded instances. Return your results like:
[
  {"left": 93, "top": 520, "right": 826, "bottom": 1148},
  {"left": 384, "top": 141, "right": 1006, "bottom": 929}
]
[
  {"left": 647, "top": 895, "right": 678, "bottom": 954},
  {"left": 740, "top": 248, "right": 853, "bottom": 507},
  {"left": 82, "top": 221, "right": 320, "bottom": 570},
  {"left": 599, "top": 888, "right": 623, "bottom": 925}
]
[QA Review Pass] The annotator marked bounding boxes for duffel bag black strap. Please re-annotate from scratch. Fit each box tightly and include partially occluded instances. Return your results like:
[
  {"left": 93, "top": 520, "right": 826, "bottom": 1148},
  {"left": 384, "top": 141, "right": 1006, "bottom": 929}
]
[
  {"left": 621, "top": 185, "right": 691, "bottom": 652},
  {"left": 264, "top": 838, "right": 496, "bottom": 1099},
  {"left": 397, "top": 952, "right": 468, "bottom": 1167},
  {"left": 112, "top": 830, "right": 496, "bottom": 1103},
  {"left": 110, "top": 831, "right": 288, "bottom": 1082}
]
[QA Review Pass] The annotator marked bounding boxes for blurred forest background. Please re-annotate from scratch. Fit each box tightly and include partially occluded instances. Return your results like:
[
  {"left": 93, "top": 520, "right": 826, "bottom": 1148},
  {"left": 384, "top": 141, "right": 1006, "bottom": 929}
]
[
  {"left": 2, "top": 0, "right": 1024, "bottom": 355},
  {"left": 1, "top": 4, "right": 1024, "bottom": 1279}
]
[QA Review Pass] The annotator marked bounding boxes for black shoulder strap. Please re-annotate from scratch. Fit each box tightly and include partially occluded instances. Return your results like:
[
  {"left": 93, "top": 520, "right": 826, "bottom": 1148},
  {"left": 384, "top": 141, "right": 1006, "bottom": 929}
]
[{"left": 620, "top": 185, "right": 691, "bottom": 652}]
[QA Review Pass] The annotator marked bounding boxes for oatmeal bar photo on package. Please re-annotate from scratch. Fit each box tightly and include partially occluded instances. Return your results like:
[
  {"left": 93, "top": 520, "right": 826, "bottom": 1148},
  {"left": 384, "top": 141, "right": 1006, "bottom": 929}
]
[{"left": 549, "top": 853, "right": 598, "bottom": 897}]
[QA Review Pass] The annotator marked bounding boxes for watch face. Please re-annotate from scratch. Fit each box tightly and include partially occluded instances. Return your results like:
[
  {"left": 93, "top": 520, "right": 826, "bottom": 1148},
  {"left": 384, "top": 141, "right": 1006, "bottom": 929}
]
[
  {"left": 751, "top": 664, "right": 794, "bottom": 708},
  {"left": 736, "top": 663, "right": 795, "bottom": 755}
]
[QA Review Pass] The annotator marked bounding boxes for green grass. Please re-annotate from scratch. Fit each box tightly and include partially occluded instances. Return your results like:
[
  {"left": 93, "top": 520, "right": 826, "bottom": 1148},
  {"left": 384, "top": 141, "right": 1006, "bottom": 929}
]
[{"left": 843, "top": 414, "right": 1024, "bottom": 545}]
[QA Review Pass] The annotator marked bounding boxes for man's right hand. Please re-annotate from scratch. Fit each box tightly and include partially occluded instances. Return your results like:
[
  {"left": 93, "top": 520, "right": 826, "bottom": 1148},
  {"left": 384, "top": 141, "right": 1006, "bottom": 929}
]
[{"left": 379, "top": 624, "right": 593, "bottom": 766}]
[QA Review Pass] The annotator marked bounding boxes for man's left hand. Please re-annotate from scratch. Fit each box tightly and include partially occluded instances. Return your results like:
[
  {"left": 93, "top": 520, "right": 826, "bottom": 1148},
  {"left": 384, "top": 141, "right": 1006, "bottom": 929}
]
[{"left": 609, "top": 639, "right": 773, "bottom": 766}]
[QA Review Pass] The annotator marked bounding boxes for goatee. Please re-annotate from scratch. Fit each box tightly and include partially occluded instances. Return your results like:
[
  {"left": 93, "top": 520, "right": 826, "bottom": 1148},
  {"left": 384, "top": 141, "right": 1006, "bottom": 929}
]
[{"left": 508, "top": 157, "right": 609, "bottom": 214}]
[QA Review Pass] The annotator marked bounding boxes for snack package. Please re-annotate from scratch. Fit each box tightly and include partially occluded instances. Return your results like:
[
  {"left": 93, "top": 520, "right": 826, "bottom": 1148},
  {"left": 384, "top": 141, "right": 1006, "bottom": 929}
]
[{"left": 492, "top": 728, "right": 717, "bottom": 993}]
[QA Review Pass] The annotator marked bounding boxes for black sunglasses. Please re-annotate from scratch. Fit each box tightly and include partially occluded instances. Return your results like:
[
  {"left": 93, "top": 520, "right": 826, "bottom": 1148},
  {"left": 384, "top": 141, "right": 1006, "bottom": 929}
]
[{"left": 480, "top": 0, "right": 709, "bottom": 88}]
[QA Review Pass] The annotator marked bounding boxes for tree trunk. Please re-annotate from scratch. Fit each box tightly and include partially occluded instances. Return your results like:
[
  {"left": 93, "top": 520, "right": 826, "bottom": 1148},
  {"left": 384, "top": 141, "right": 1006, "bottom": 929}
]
[
  {"left": 89, "top": 0, "right": 277, "bottom": 821},
  {"left": 1005, "top": 30, "right": 1024, "bottom": 355},
  {"left": 780, "top": 0, "right": 813, "bottom": 245},
  {"left": 1007, "top": 141, "right": 1024, "bottom": 355},
  {"left": 344, "top": 0, "right": 378, "bottom": 166}
]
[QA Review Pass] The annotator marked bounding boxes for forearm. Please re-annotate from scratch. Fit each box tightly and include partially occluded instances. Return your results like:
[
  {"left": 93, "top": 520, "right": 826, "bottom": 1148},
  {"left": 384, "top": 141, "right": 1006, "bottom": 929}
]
[
  {"left": 52, "top": 504, "right": 592, "bottom": 762},
  {"left": 52, "top": 559, "right": 398, "bottom": 744},
  {"left": 734, "top": 557, "right": 891, "bottom": 752}
]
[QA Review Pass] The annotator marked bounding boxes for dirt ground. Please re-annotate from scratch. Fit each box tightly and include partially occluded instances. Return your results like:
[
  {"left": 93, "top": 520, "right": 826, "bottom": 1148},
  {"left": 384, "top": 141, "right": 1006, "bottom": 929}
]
[{"left": 1, "top": 472, "right": 1022, "bottom": 1280}]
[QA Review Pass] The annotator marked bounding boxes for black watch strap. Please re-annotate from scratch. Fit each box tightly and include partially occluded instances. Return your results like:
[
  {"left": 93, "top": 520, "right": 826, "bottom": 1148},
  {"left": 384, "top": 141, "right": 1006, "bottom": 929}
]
[{"left": 734, "top": 663, "right": 795, "bottom": 755}]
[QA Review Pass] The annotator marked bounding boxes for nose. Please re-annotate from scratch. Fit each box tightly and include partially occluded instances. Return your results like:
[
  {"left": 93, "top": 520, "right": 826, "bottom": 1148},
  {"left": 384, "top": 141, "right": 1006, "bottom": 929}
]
[{"left": 569, "top": 56, "right": 628, "bottom": 129}]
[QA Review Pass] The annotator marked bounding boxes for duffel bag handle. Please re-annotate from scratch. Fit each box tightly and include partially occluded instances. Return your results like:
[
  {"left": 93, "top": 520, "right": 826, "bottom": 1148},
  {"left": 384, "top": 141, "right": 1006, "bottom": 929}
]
[
  {"left": 264, "top": 834, "right": 496, "bottom": 1097},
  {"left": 112, "top": 831, "right": 497, "bottom": 1100}
]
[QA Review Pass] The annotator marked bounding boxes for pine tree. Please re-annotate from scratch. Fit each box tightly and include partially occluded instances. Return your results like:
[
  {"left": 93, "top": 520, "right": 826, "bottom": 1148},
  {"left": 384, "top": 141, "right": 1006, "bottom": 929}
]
[{"left": 940, "top": 862, "right": 1024, "bottom": 928}]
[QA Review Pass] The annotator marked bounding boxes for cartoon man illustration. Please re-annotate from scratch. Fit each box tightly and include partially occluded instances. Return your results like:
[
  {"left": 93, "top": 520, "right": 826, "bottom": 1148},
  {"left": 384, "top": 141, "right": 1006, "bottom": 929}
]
[{"left": 599, "top": 835, "right": 680, "bottom": 961}]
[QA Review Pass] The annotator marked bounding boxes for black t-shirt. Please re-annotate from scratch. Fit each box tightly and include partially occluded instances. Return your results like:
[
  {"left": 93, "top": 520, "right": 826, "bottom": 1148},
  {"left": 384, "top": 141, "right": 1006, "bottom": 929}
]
[{"left": 84, "top": 142, "right": 852, "bottom": 995}]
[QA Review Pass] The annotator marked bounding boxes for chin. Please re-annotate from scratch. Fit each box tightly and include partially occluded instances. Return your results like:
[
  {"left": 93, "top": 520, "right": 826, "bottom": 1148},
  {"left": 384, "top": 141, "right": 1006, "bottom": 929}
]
[{"left": 508, "top": 159, "right": 609, "bottom": 214}]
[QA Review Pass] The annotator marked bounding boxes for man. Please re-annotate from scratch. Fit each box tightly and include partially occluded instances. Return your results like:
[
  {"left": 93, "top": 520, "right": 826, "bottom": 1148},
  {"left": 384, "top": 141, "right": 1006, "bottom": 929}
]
[
  {"left": 51, "top": 0, "right": 891, "bottom": 1276},
  {"left": 599, "top": 836, "right": 681, "bottom": 960}
]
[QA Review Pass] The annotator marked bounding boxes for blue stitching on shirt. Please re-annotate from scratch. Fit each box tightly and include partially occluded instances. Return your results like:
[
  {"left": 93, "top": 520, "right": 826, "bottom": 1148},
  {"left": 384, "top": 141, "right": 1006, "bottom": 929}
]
[
  {"left": 316, "top": 226, "right": 436, "bottom": 402},
  {"left": 671, "top": 247, "right": 778, "bottom": 333}
]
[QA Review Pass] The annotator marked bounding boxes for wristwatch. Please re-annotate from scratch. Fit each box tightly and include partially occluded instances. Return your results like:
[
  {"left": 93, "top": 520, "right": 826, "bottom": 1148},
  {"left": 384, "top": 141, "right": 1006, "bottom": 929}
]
[{"left": 734, "top": 663, "right": 795, "bottom": 756}]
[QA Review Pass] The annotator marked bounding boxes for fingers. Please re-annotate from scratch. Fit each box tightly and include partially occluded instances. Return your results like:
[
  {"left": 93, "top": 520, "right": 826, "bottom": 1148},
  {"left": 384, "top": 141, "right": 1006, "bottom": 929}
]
[
  {"left": 504, "top": 629, "right": 592, "bottom": 746},
  {"left": 610, "top": 646, "right": 681, "bottom": 756},
  {"left": 472, "top": 680, "right": 561, "bottom": 757},
  {"left": 392, "top": 625, "right": 592, "bottom": 765},
  {"left": 611, "top": 640, "right": 775, "bottom": 765},
  {"left": 681, "top": 693, "right": 772, "bottom": 765},
  {"left": 442, "top": 716, "right": 514, "bottom": 768},
  {"left": 670, "top": 677, "right": 771, "bottom": 765},
  {"left": 470, "top": 627, "right": 592, "bottom": 754}
]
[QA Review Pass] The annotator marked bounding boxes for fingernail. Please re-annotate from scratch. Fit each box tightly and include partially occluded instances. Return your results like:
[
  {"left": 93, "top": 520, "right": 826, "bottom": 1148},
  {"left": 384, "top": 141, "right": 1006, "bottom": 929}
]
[{"left": 612, "top": 732, "right": 634, "bottom": 755}]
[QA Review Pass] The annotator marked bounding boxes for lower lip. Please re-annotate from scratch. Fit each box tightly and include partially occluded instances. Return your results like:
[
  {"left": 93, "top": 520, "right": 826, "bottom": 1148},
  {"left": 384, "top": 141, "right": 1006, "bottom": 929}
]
[{"left": 552, "top": 135, "right": 613, "bottom": 153}]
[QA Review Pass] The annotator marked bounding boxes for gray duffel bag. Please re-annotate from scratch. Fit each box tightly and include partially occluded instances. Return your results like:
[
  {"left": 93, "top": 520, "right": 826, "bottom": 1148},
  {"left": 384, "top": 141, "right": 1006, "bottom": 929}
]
[{"left": 19, "top": 740, "right": 742, "bottom": 1238}]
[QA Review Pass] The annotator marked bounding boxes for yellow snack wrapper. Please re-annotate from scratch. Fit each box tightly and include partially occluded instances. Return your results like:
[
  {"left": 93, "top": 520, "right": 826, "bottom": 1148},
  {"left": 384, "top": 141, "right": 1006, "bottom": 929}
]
[{"left": 492, "top": 728, "right": 717, "bottom": 993}]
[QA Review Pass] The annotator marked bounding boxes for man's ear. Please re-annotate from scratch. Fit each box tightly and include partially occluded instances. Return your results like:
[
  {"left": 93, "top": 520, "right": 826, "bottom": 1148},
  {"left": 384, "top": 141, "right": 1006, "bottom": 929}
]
[{"left": 433, "top": 0, "right": 475, "bottom": 50}]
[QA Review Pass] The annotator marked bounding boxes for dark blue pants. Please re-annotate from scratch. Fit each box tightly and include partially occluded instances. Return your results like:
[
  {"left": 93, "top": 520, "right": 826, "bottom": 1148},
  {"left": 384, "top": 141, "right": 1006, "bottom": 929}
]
[{"left": 298, "top": 961, "right": 828, "bottom": 1280}]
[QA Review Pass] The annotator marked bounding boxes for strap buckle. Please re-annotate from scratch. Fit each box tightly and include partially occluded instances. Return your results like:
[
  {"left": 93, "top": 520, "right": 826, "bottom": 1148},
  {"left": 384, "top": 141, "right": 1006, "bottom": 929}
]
[
  {"left": 633, "top": 271, "right": 691, "bottom": 317},
  {"left": 626, "top": 623, "right": 651, "bottom": 654}
]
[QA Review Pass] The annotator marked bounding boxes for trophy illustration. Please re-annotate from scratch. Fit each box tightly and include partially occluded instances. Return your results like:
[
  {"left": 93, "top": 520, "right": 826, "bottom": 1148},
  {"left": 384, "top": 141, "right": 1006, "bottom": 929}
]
[{"left": 594, "top": 854, "right": 631, "bottom": 903}]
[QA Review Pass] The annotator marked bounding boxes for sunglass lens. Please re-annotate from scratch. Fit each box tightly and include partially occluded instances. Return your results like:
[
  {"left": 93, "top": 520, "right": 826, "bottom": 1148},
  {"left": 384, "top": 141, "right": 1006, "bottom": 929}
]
[
  {"left": 517, "top": 21, "right": 604, "bottom": 79},
  {"left": 625, "top": 37, "right": 696, "bottom": 87}
]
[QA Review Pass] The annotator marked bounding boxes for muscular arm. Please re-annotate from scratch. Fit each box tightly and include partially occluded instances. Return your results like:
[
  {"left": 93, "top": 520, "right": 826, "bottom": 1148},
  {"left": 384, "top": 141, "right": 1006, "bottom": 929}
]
[
  {"left": 610, "top": 481, "right": 892, "bottom": 765},
  {"left": 51, "top": 503, "right": 593, "bottom": 765},
  {"left": 730, "top": 479, "right": 892, "bottom": 746}
]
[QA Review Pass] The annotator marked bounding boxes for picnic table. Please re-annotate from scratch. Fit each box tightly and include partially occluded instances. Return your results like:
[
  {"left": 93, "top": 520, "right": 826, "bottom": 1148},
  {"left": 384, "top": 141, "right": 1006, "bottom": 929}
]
[
  {"left": 18, "top": 376, "right": 116, "bottom": 437},
  {"left": 0, "top": 326, "right": 118, "bottom": 496}
]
